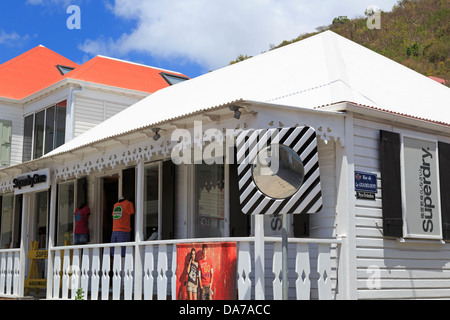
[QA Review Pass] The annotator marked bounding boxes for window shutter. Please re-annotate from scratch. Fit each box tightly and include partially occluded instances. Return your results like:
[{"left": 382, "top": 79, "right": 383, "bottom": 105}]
[
  {"left": 0, "top": 120, "right": 12, "bottom": 166},
  {"left": 161, "top": 161, "right": 175, "bottom": 240},
  {"left": 293, "top": 215, "right": 310, "bottom": 238},
  {"left": 439, "top": 142, "right": 450, "bottom": 240},
  {"left": 229, "top": 160, "right": 250, "bottom": 237},
  {"left": 380, "top": 130, "right": 403, "bottom": 237}
]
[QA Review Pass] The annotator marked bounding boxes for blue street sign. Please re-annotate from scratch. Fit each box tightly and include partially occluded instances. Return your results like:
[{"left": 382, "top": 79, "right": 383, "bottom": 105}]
[{"left": 354, "top": 171, "right": 377, "bottom": 193}]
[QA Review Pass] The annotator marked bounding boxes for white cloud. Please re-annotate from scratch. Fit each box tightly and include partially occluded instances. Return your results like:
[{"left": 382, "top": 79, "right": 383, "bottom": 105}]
[
  {"left": 0, "top": 30, "right": 32, "bottom": 47},
  {"left": 80, "top": 0, "right": 399, "bottom": 71}
]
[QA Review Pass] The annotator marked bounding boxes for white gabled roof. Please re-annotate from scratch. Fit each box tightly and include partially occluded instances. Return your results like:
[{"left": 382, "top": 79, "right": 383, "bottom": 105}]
[{"left": 46, "top": 30, "right": 450, "bottom": 157}]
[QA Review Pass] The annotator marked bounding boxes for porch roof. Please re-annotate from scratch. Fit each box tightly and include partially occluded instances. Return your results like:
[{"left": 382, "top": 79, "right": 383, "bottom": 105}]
[{"left": 44, "top": 30, "right": 450, "bottom": 158}]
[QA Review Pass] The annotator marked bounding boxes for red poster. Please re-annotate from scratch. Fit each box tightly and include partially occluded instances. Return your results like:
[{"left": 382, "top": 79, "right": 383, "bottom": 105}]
[{"left": 176, "top": 242, "right": 237, "bottom": 300}]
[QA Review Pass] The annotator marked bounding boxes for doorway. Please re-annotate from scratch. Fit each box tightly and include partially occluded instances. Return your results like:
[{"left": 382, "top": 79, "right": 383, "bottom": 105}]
[{"left": 25, "top": 190, "right": 49, "bottom": 298}]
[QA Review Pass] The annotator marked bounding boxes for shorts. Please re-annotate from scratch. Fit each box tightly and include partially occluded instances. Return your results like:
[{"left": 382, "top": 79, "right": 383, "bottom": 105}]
[
  {"left": 74, "top": 233, "right": 89, "bottom": 245},
  {"left": 111, "top": 231, "right": 131, "bottom": 256},
  {"left": 187, "top": 281, "right": 197, "bottom": 293},
  {"left": 201, "top": 285, "right": 212, "bottom": 300}
]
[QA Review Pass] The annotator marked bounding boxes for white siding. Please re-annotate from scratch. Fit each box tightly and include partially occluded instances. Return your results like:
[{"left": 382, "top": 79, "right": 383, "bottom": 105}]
[
  {"left": 353, "top": 116, "right": 450, "bottom": 299},
  {"left": 73, "top": 90, "right": 142, "bottom": 138}
]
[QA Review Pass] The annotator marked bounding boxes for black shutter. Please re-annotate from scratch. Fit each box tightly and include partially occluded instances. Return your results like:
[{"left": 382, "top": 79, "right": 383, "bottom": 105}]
[
  {"left": 439, "top": 142, "right": 450, "bottom": 240},
  {"left": 293, "top": 214, "right": 309, "bottom": 238},
  {"left": 161, "top": 161, "right": 175, "bottom": 240},
  {"left": 229, "top": 160, "right": 250, "bottom": 237},
  {"left": 380, "top": 130, "right": 403, "bottom": 237}
]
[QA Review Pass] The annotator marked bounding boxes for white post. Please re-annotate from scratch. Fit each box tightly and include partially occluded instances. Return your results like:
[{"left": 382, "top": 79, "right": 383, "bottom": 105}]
[
  {"left": 134, "top": 160, "right": 144, "bottom": 300},
  {"left": 254, "top": 214, "right": 265, "bottom": 299},
  {"left": 18, "top": 194, "right": 29, "bottom": 298},
  {"left": 46, "top": 182, "right": 57, "bottom": 299},
  {"left": 335, "top": 111, "right": 357, "bottom": 300}
]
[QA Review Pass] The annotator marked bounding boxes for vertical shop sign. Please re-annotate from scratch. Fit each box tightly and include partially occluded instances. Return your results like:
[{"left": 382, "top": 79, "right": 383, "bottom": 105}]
[{"left": 402, "top": 137, "right": 442, "bottom": 238}]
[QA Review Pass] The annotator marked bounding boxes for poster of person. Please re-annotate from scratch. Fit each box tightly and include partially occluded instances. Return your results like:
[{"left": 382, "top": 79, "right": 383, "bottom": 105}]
[{"left": 176, "top": 242, "right": 237, "bottom": 300}]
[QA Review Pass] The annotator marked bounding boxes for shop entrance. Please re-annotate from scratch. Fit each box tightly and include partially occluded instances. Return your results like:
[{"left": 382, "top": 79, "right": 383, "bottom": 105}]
[
  {"left": 102, "top": 175, "right": 118, "bottom": 244},
  {"left": 25, "top": 190, "right": 49, "bottom": 297}
]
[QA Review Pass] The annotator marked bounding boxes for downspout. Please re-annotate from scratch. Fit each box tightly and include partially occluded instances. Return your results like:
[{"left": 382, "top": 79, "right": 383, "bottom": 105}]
[{"left": 66, "top": 85, "right": 85, "bottom": 142}]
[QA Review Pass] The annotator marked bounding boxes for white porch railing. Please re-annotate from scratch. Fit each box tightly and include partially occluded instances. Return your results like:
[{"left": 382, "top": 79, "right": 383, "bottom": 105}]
[
  {"left": 0, "top": 249, "right": 22, "bottom": 298},
  {"left": 45, "top": 237, "right": 342, "bottom": 300}
]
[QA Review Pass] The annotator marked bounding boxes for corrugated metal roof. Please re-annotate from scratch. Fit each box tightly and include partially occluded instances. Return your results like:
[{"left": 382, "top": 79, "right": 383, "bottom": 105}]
[{"left": 45, "top": 30, "right": 450, "bottom": 158}]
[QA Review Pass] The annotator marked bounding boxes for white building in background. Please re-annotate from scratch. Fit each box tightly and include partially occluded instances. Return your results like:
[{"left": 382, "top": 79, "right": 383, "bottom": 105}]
[{"left": 0, "top": 31, "right": 449, "bottom": 300}]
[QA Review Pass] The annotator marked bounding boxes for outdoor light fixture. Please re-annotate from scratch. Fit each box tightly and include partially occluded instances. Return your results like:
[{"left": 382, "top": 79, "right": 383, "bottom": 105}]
[
  {"left": 229, "top": 106, "right": 242, "bottom": 119},
  {"left": 152, "top": 128, "right": 161, "bottom": 141}
]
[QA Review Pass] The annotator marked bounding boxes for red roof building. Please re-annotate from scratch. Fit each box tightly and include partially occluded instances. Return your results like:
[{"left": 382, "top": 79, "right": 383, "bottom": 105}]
[{"left": 0, "top": 45, "right": 189, "bottom": 167}]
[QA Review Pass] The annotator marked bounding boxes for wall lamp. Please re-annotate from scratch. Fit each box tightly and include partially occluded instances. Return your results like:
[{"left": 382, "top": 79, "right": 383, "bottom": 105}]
[
  {"left": 152, "top": 128, "right": 161, "bottom": 141},
  {"left": 229, "top": 106, "right": 242, "bottom": 119}
]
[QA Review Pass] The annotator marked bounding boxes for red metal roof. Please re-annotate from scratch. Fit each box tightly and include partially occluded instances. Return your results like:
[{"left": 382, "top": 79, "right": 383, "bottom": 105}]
[
  {"left": 0, "top": 45, "right": 188, "bottom": 100},
  {"left": 0, "top": 45, "right": 79, "bottom": 100},
  {"left": 65, "top": 55, "right": 185, "bottom": 93}
]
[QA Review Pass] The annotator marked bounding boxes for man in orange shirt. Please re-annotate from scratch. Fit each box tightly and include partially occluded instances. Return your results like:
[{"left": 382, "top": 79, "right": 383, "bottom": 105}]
[
  {"left": 198, "top": 244, "right": 214, "bottom": 300},
  {"left": 111, "top": 197, "right": 134, "bottom": 256}
]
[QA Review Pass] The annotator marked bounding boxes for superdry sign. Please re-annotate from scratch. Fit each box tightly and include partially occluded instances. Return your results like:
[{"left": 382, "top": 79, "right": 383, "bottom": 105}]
[
  {"left": 13, "top": 168, "right": 50, "bottom": 195},
  {"left": 402, "top": 137, "right": 442, "bottom": 239}
]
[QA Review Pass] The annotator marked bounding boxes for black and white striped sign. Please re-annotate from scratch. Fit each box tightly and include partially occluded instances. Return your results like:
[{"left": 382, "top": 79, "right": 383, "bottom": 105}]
[{"left": 236, "top": 126, "right": 322, "bottom": 215}]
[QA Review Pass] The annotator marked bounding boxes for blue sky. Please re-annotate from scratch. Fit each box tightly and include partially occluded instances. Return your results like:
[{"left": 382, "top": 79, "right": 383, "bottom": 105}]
[{"left": 0, "top": 0, "right": 399, "bottom": 78}]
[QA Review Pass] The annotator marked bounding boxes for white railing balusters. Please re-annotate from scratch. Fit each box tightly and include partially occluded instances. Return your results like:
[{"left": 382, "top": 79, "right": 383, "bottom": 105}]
[
  {"left": 62, "top": 249, "right": 71, "bottom": 299},
  {"left": 71, "top": 249, "right": 80, "bottom": 299},
  {"left": 12, "top": 252, "right": 20, "bottom": 296},
  {"left": 53, "top": 250, "right": 61, "bottom": 298},
  {"left": 5, "top": 252, "right": 13, "bottom": 295},
  {"left": 170, "top": 245, "right": 177, "bottom": 300},
  {"left": 317, "top": 243, "right": 332, "bottom": 300},
  {"left": 295, "top": 243, "right": 311, "bottom": 300},
  {"left": 143, "top": 244, "right": 154, "bottom": 300},
  {"left": 112, "top": 247, "right": 122, "bottom": 300},
  {"left": 272, "top": 242, "right": 283, "bottom": 300},
  {"left": 124, "top": 246, "right": 134, "bottom": 300},
  {"left": 80, "top": 249, "right": 90, "bottom": 299},
  {"left": 157, "top": 244, "right": 168, "bottom": 300},
  {"left": 237, "top": 241, "right": 252, "bottom": 300},
  {"left": 91, "top": 248, "right": 100, "bottom": 300},
  {"left": 0, "top": 253, "right": 6, "bottom": 295},
  {"left": 101, "top": 247, "right": 110, "bottom": 300}
]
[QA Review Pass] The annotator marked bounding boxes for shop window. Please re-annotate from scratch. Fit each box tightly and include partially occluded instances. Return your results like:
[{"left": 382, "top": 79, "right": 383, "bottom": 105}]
[
  {"left": 194, "top": 162, "right": 224, "bottom": 238},
  {"left": 23, "top": 101, "right": 67, "bottom": 162},
  {"left": 55, "top": 177, "right": 88, "bottom": 246},
  {"left": 0, "top": 194, "right": 14, "bottom": 249},
  {"left": 34, "top": 191, "right": 48, "bottom": 249},
  {"left": 144, "top": 163, "right": 159, "bottom": 240},
  {"left": 57, "top": 181, "right": 75, "bottom": 246},
  {"left": 0, "top": 194, "right": 22, "bottom": 249}
]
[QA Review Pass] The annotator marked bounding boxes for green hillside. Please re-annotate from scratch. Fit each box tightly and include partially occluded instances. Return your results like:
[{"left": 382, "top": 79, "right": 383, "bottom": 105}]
[{"left": 231, "top": 0, "right": 450, "bottom": 85}]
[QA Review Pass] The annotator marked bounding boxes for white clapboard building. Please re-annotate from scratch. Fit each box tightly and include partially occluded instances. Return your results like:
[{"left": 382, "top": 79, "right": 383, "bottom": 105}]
[{"left": 0, "top": 30, "right": 449, "bottom": 300}]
